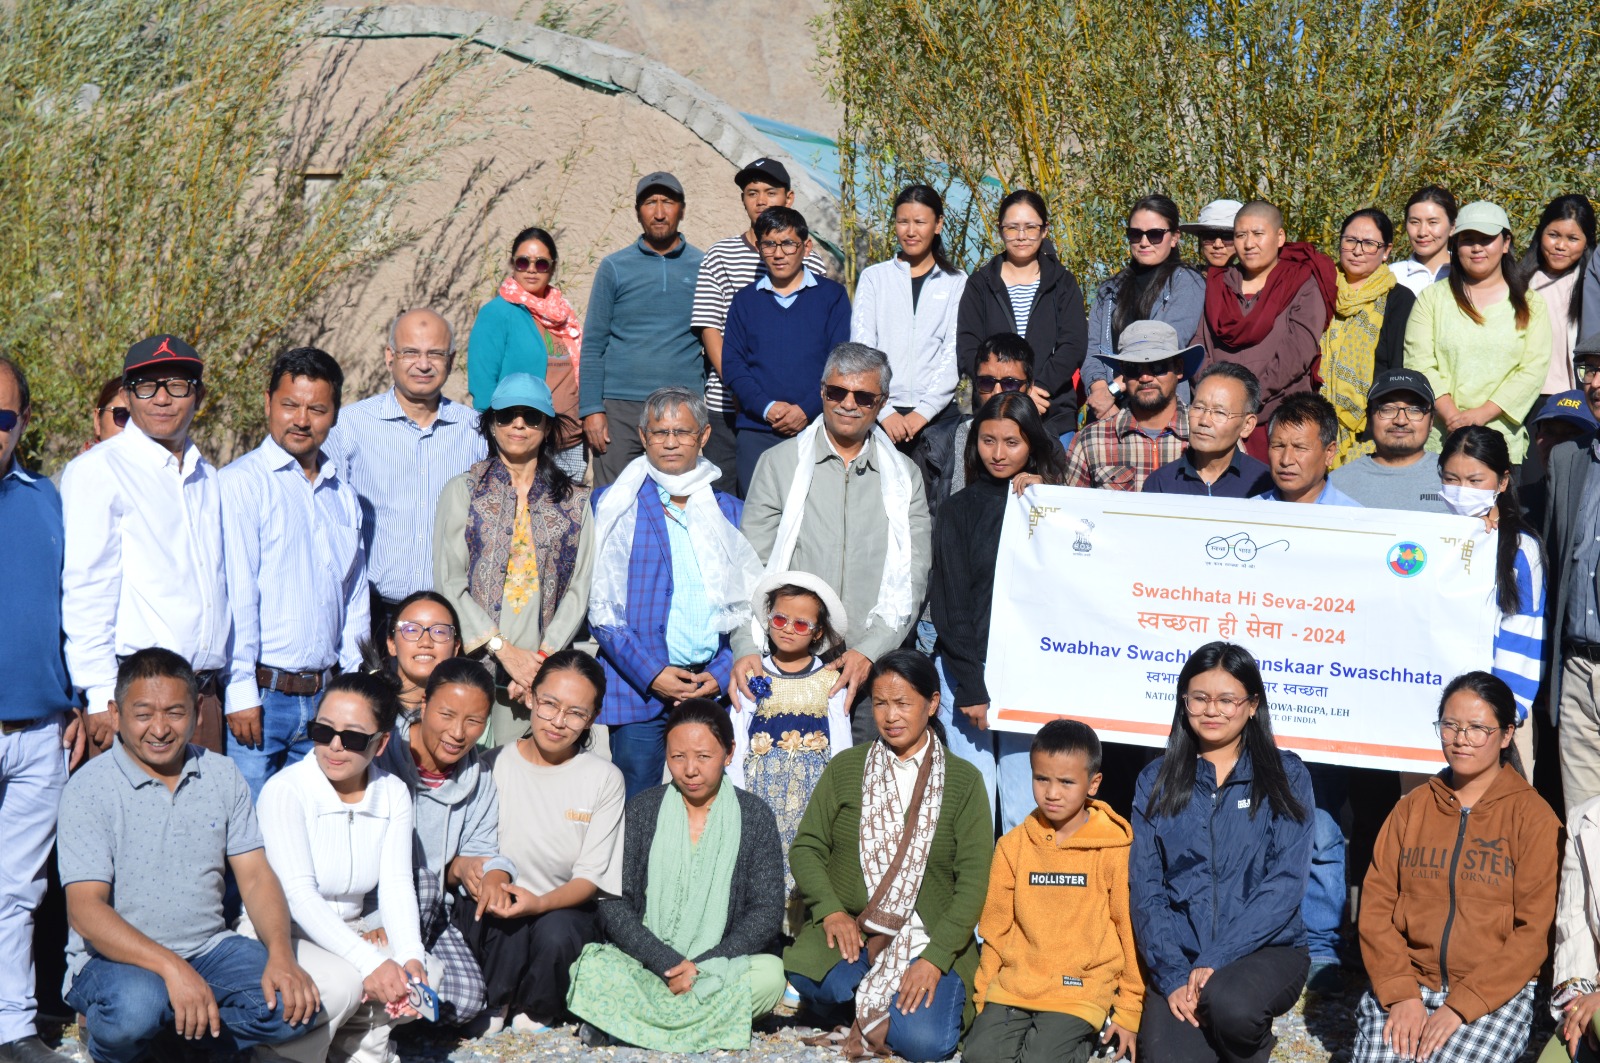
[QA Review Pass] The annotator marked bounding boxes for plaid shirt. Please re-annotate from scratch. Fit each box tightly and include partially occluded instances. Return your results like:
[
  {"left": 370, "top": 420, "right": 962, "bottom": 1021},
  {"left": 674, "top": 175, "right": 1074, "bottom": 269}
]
[{"left": 1063, "top": 404, "right": 1189, "bottom": 491}]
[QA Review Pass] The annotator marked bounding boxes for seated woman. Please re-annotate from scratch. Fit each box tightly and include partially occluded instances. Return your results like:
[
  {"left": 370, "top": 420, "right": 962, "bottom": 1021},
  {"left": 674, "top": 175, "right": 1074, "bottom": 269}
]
[
  {"left": 463, "top": 650, "right": 625, "bottom": 1035},
  {"left": 374, "top": 657, "right": 514, "bottom": 1026},
  {"left": 567, "top": 700, "right": 786, "bottom": 1051},
  {"left": 382, "top": 591, "right": 463, "bottom": 716},
  {"left": 251, "top": 671, "right": 429, "bottom": 1063},
  {"left": 785, "top": 650, "right": 993, "bottom": 1063},
  {"left": 1355, "top": 672, "right": 1560, "bottom": 1063},
  {"left": 1132, "top": 641, "right": 1315, "bottom": 1063}
]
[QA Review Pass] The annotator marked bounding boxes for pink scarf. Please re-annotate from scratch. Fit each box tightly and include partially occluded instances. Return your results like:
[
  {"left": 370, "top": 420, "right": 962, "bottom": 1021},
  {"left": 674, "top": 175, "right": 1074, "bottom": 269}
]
[{"left": 498, "top": 277, "right": 583, "bottom": 385}]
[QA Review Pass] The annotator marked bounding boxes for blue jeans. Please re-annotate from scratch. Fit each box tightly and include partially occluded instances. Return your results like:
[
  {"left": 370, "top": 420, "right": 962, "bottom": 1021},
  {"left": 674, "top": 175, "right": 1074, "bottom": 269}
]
[
  {"left": 789, "top": 955, "right": 965, "bottom": 1062},
  {"left": 935, "top": 656, "right": 1030, "bottom": 834},
  {"left": 227, "top": 687, "right": 320, "bottom": 802},
  {"left": 1301, "top": 764, "right": 1348, "bottom": 962},
  {"left": 67, "top": 934, "right": 315, "bottom": 1063},
  {"left": 608, "top": 707, "right": 669, "bottom": 799},
  {"left": 0, "top": 713, "right": 67, "bottom": 1041}
]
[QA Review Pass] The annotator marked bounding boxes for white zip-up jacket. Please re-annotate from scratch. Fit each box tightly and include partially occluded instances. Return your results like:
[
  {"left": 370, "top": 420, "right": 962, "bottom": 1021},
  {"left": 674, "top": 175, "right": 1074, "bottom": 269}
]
[{"left": 850, "top": 257, "right": 966, "bottom": 421}]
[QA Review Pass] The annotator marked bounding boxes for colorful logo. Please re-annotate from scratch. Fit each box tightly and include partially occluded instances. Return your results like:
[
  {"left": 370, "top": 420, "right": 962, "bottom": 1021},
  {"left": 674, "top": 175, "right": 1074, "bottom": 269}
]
[{"left": 1387, "top": 542, "right": 1426, "bottom": 578}]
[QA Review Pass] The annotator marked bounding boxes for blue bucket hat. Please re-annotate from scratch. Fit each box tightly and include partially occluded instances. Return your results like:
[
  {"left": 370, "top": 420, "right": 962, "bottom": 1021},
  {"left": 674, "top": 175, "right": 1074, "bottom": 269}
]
[{"left": 487, "top": 373, "right": 555, "bottom": 417}]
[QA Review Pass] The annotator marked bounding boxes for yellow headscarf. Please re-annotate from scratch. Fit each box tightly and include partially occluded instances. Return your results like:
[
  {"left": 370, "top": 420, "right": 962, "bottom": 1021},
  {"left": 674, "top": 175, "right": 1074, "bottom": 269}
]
[{"left": 1323, "top": 263, "right": 1398, "bottom": 467}]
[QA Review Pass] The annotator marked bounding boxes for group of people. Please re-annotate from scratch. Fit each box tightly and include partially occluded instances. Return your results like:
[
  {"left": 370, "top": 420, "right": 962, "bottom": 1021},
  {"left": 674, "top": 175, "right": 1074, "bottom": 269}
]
[{"left": 2, "top": 161, "right": 1600, "bottom": 1063}]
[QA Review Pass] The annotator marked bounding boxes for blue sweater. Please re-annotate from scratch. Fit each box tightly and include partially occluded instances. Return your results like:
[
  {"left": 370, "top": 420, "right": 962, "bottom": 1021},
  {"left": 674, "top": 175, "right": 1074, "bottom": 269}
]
[
  {"left": 1, "top": 466, "right": 76, "bottom": 720},
  {"left": 466, "top": 295, "right": 553, "bottom": 410},
  {"left": 578, "top": 236, "right": 705, "bottom": 415},
  {"left": 721, "top": 276, "right": 853, "bottom": 433}
]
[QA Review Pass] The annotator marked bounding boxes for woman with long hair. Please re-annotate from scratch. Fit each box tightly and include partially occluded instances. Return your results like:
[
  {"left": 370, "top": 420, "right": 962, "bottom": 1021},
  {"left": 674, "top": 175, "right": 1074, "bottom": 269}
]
[
  {"left": 433, "top": 373, "right": 593, "bottom": 745},
  {"left": 1403, "top": 201, "right": 1551, "bottom": 464},
  {"left": 956, "top": 189, "right": 1088, "bottom": 438},
  {"left": 1082, "top": 194, "right": 1206, "bottom": 422},
  {"left": 1525, "top": 195, "right": 1596, "bottom": 398},
  {"left": 1132, "top": 642, "right": 1314, "bottom": 1062},
  {"left": 374, "top": 591, "right": 463, "bottom": 716},
  {"left": 1323, "top": 207, "right": 1418, "bottom": 465},
  {"left": 1354, "top": 673, "right": 1560, "bottom": 1063},
  {"left": 851, "top": 184, "right": 967, "bottom": 464},
  {"left": 468, "top": 226, "right": 585, "bottom": 476},
  {"left": 1393, "top": 185, "right": 1457, "bottom": 294},
  {"left": 930, "top": 391, "right": 1066, "bottom": 832}
]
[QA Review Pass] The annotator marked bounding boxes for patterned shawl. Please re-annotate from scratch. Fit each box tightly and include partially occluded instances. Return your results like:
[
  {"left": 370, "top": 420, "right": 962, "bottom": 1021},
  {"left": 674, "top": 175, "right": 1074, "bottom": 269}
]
[
  {"left": 498, "top": 276, "right": 583, "bottom": 383},
  {"left": 1323, "top": 264, "right": 1396, "bottom": 466},
  {"left": 463, "top": 458, "right": 588, "bottom": 632}
]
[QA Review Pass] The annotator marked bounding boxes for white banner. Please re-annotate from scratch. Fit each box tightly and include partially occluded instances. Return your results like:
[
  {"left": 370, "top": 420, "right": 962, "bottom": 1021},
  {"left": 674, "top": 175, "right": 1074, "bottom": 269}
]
[{"left": 985, "top": 486, "right": 1502, "bottom": 771}]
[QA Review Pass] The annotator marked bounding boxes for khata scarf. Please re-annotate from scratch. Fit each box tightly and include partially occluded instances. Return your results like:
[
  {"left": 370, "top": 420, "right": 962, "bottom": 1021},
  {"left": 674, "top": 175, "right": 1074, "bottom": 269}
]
[
  {"left": 464, "top": 459, "right": 588, "bottom": 633},
  {"left": 498, "top": 277, "right": 584, "bottom": 385},
  {"left": 1323, "top": 264, "right": 1397, "bottom": 466},
  {"left": 1204, "top": 242, "right": 1337, "bottom": 350},
  {"left": 590, "top": 455, "right": 763, "bottom": 632},
  {"left": 753, "top": 419, "right": 915, "bottom": 646}
]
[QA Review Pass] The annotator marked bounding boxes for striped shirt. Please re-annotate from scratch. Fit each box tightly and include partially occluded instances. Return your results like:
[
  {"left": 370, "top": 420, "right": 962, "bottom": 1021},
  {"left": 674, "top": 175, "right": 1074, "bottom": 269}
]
[
  {"left": 219, "top": 436, "right": 372, "bottom": 710},
  {"left": 691, "top": 234, "right": 829, "bottom": 412},
  {"left": 1494, "top": 533, "right": 1546, "bottom": 723},
  {"left": 657, "top": 485, "right": 718, "bottom": 666},
  {"left": 324, "top": 388, "right": 486, "bottom": 601},
  {"left": 1007, "top": 281, "right": 1041, "bottom": 337}
]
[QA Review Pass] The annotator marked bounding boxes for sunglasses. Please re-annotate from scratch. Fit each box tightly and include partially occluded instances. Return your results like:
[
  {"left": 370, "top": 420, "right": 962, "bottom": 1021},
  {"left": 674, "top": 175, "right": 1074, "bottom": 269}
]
[
  {"left": 493, "top": 406, "right": 547, "bottom": 426},
  {"left": 1126, "top": 226, "right": 1173, "bottom": 244},
  {"left": 307, "top": 719, "right": 380, "bottom": 753},
  {"left": 770, "top": 612, "right": 817, "bottom": 636},
  {"left": 99, "top": 406, "right": 131, "bottom": 427},
  {"left": 975, "top": 375, "right": 1028, "bottom": 394},
  {"left": 0, "top": 410, "right": 17, "bottom": 432},
  {"left": 821, "top": 384, "right": 883, "bottom": 407},
  {"left": 512, "top": 255, "right": 553, "bottom": 274}
]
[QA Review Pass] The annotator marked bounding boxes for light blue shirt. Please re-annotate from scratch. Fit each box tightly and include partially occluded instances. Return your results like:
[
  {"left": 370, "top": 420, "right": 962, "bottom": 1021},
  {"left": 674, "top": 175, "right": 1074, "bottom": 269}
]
[
  {"left": 657, "top": 484, "right": 718, "bottom": 666},
  {"left": 325, "top": 388, "right": 487, "bottom": 601},
  {"left": 1256, "top": 480, "right": 1364, "bottom": 506},
  {"left": 220, "top": 436, "right": 371, "bottom": 709}
]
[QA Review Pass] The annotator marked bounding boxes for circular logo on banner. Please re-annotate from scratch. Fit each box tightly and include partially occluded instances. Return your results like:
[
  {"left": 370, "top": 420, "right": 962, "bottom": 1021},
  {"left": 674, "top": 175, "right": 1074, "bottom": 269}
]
[{"left": 1387, "top": 542, "right": 1427, "bottom": 578}]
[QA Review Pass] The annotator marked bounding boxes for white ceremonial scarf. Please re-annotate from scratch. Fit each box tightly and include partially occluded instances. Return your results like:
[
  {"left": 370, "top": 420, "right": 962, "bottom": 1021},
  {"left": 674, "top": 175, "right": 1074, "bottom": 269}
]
[
  {"left": 752, "top": 419, "right": 915, "bottom": 646},
  {"left": 590, "top": 455, "right": 764, "bottom": 631}
]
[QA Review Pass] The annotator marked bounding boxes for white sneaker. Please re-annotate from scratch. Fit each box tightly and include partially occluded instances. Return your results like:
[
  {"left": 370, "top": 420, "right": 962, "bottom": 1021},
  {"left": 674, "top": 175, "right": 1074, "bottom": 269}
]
[
  {"left": 781, "top": 982, "right": 801, "bottom": 1008},
  {"left": 485, "top": 1007, "right": 508, "bottom": 1035},
  {"left": 511, "top": 1013, "right": 550, "bottom": 1035}
]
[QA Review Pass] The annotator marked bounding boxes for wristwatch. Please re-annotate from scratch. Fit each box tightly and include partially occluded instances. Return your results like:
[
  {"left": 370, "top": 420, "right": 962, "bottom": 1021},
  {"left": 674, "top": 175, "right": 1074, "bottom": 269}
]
[{"left": 485, "top": 635, "right": 505, "bottom": 654}]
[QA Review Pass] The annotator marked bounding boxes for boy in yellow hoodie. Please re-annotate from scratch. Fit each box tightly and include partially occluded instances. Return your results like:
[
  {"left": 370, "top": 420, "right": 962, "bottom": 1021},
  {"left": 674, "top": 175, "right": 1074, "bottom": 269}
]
[{"left": 966, "top": 720, "right": 1142, "bottom": 1063}]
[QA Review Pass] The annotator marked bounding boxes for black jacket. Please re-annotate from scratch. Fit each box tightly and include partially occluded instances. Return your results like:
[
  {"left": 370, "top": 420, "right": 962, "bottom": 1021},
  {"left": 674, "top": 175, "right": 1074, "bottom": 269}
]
[
  {"left": 956, "top": 240, "right": 1088, "bottom": 436},
  {"left": 1372, "top": 282, "right": 1418, "bottom": 379},
  {"left": 599, "top": 784, "right": 784, "bottom": 976},
  {"left": 930, "top": 477, "right": 1007, "bottom": 706}
]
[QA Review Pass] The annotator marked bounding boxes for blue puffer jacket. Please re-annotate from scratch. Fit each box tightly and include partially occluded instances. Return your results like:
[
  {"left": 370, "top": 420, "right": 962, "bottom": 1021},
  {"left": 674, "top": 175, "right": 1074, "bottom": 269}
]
[{"left": 1130, "top": 745, "right": 1315, "bottom": 997}]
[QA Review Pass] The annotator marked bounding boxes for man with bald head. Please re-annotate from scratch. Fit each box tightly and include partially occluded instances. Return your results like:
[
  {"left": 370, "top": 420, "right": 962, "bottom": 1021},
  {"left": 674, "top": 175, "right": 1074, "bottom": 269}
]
[
  {"left": 1197, "top": 199, "right": 1336, "bottom": 460},
  {"left": 326, "top": 308, "right": 487, "bottom": 641}
]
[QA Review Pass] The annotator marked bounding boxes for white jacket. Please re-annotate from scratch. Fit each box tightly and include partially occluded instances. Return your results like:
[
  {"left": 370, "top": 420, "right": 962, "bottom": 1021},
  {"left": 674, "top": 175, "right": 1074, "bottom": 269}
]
[
  {"left": 1555, "top": 793, "right": 1600, "bottom": 989},
  {"left": 850, "top": 257, "right": 965, "bottom": 421}
]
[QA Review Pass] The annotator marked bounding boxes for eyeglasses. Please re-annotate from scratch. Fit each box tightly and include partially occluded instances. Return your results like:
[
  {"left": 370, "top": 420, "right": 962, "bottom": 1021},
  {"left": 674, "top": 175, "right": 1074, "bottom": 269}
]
[
  {"left": 1433, "top": 720, "right": 1503, "bottom": 746},
  {"left": 493, "top": 406, "right": 547, "bottom": 426},
  {"left": 1372, "top": 403, "right": 1430, "bottom": 421},
  {"left": 0, "top": 410, "right": 18, "bottom": 432},
  {"left": 1126, "top": 226, "right": 1173, "bottom": 245},
  {"left": 307, "top": 719, "right": 380, "bottom": 753},
  {"left": 1576, "top": 363, "right": 1600, "bottom": 384},
  {"left": 395, "top": 348, "right": 450, "bottom": 364},
  {"left": 512, "top": 255, "right": 553, "bottom": 274},
  {"left": 99, "top": 406, "right": 131, "bottom": 427},
  {"left": 395, "top": 621, "right": 457, "bottom": 643},
  {"left": 822, "top": 384, "right": 883, "bottom": 407},
  {"left": 770, "top": 612, "right": 816, "bottom": 636},
  {"left": 127, "top": 377, "right": 197, "bottom": 400},
  {"left": 1000, "top": 222, "right": 1044, "bottom": 237},
  {"left": 975, "top": 375, "right": 1029, "bottom": 394},
  {"left": 1182, "top": 692, "right": 1253, "bottom": 716},
  {"left": 532, "top": 695, "right": 593, "bottom": 729},
  {"left": 1189, "top": 403, "right": 1243, "bottom": 422},
  {"left": 1340, "top": 236, "right": 1389, "bottom": 254},
  {"left": 758, "top": 239, "right": 802, "bottom": 254},
  {"left": 646, "top": 427, "right": 700, "bottom": 443}
]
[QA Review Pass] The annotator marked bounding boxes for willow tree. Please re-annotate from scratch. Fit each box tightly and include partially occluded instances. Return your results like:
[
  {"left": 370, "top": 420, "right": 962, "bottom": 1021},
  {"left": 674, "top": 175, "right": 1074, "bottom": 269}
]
[{"left": 821, "top": 0, "right": 1600, "bottom": 289}]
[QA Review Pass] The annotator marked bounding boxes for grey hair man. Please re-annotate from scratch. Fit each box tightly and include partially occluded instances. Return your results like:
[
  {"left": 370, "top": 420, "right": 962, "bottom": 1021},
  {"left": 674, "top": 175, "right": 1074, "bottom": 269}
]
[{"left": 733, "top": 343, "right": 933, "bottom": 722}]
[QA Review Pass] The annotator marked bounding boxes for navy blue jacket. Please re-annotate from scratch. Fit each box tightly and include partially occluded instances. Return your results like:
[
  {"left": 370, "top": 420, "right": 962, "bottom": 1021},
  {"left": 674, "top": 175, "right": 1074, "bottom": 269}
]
[
  {"left": 721, "top": 276, "right": 853, "bottom": 434},
  {"left": 1130, "top": 745, "right": 1315, "bottom": 996}
]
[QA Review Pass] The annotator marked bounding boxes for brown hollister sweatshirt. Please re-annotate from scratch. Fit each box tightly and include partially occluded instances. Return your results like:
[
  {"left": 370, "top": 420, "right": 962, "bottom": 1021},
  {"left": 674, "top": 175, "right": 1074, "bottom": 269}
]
[
  {"left": 975, "top": 801, "right": 1144, "bottom": 1032},
  {"left": 1359, "top": 763, "right": 1561, "bottom": 1023}
]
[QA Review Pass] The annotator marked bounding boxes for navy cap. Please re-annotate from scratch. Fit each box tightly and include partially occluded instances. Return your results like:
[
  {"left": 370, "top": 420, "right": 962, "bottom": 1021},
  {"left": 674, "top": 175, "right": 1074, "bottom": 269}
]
[
  {"left": 123, "top": 334, "right": 202, "bottom": 376},
  {"left": 1531, "top": 389, "right": 1598, "bottom": 432}
]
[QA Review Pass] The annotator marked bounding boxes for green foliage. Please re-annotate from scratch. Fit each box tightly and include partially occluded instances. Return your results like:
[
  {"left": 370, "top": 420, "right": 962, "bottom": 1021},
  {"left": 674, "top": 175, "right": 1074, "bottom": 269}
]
[
  {"left": 821, "top": 0, "right": 1600, "bottom": 289},
  {"left": 0, "top": 0, "right": 486, "bottom": 467}
]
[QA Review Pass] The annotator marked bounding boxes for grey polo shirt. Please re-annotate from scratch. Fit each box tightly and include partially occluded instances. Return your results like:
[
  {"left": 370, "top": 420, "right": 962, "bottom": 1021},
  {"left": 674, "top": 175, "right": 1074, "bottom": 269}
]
[{"left": 57, "top": 742, "right": 261, "bottom": 989}]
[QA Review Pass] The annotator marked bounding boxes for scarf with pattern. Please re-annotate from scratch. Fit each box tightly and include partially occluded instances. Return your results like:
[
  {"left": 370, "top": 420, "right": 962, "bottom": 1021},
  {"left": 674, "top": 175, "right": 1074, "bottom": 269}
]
[
  {"left": 498, "top": 276, "right": 583, "bottom": 384},
  {"left": 464, "top": 458, "right": 587, "bottom": 632},
  {"left": 1322, "top": 264, "right": 1396, "bottom": 466}
]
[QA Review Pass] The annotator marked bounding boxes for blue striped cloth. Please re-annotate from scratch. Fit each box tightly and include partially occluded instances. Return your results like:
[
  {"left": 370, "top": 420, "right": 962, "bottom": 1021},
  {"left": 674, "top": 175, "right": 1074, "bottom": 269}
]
[
  {"left": 1494, "top": 532, "right": 1546, "bottom": 723},
  {"left": 324, "top": 388, "right": 486, "bottom": 601}
]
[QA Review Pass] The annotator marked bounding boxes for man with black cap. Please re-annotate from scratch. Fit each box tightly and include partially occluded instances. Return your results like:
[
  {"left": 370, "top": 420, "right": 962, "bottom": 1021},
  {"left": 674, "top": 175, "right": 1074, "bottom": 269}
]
[
  {"left": 691, "top": 157, "right": 829, "bottom": 495},
  {"left": 61, "top": 334, "right": 230, "bottom": 757},
  {"left": 579, "top": 171, "right": 705, "bottom": 486},
  {"left": 1062, "top": 320, "right": 1198, "bottom": 491},
  {"left": 1328, "top": 367, "right": 1448, "bottom": 512}
]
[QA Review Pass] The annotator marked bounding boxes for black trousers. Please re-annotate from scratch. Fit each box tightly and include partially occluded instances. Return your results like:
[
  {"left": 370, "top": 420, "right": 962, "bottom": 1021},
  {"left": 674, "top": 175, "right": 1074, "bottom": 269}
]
[
  {"left": 1137, "top": 946, "right": 1309, "bottom": 1063},
  {"left": 703, "top": 407, "right": 741, "bottom": 497},
  {"left": 453, "top": 900, "right": 598, "bottom": 1023}
]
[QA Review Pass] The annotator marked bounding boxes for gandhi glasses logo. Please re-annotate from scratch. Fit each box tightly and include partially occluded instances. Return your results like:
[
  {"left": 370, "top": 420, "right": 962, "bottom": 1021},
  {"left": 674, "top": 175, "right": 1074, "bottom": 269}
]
[
  {"left": 1387, "top": 541, "right": 1426, "bottom": 578},
  {"left": 1205, "top": 531, "right": 1289, "bottom": 562}
]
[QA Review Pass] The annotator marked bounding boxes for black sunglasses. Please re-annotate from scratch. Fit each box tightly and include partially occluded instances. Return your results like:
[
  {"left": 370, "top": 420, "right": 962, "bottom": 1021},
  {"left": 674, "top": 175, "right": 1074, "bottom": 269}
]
[
  {"left": 307, "top": 719, "right": 380, "bottom": 753},
  {"left": 1126, "top": 226, "right": 1173, "bottom": 244},
  {"left": 99, "top": 406, "right": 131, "bottom": 427},
  {"left": 493, "top": 406, "right": 548, "bottom": 426},
  {"left": 975, "top": 375, "right": 1028, "bottom": 393},
  {"left": 512, "top": 255, "right": 553, "bottom": 274},
  {"left": 821, "top": 384, "right": 883, "bottom": 407},
  {"left": 0, "top": 410, "right": 17, "bottom": 432}
]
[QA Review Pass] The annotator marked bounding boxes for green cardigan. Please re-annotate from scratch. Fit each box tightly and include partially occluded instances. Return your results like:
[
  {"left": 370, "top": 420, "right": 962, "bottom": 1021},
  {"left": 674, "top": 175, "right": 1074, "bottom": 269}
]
[
  {"left": 784, "top": 741, "right": 993, "bottom": 1030},
  {"left": 466, "top": 294, "right": 554, "bottom": 410}
]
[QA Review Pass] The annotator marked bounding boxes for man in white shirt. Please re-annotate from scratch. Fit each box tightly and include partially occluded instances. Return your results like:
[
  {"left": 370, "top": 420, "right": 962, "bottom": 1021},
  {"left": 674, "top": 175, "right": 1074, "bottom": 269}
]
[
  {"left": 62, "top": 334, "right": 230, "bottom": 755},
  {"left": 220, "top": 347, "right": 370, "bottom": 799}
]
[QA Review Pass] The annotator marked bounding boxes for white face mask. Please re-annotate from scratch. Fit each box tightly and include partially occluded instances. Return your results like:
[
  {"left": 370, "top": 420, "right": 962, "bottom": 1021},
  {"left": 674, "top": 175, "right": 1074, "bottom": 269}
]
[{"left": 1440, "top": 484, "right": 1498, "bottom": 518}]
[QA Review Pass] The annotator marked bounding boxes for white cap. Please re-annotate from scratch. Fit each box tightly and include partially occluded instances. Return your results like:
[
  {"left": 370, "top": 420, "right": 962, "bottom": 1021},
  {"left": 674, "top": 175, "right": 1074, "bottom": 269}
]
[{"left": 750, "top": 571, "right": 849, "bottom": 650}]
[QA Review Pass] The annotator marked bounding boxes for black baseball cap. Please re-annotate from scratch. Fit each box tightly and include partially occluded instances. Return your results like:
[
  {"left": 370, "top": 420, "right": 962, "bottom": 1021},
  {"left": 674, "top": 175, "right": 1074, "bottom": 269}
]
[
  {"left": 735, "top": 157, "right": 791, "bottom": 190},
  {"left": 123, "top": 334, "right": 202, "bottom": 376},
  {"left": 1366, "top": 368, "right": 1434, "bottom": 408}
]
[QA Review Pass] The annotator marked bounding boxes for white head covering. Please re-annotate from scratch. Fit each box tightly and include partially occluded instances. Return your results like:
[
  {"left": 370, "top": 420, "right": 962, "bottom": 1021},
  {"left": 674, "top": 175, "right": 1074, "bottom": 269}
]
[{"left": 750, "top": 569, "right": 849, "bottom": 653}]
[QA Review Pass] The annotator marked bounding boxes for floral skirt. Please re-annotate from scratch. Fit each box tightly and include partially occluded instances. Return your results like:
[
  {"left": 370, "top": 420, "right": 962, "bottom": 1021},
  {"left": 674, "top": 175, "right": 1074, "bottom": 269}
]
[{"left": 744, "top": 746, "right": 827, "bottom": 930}]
